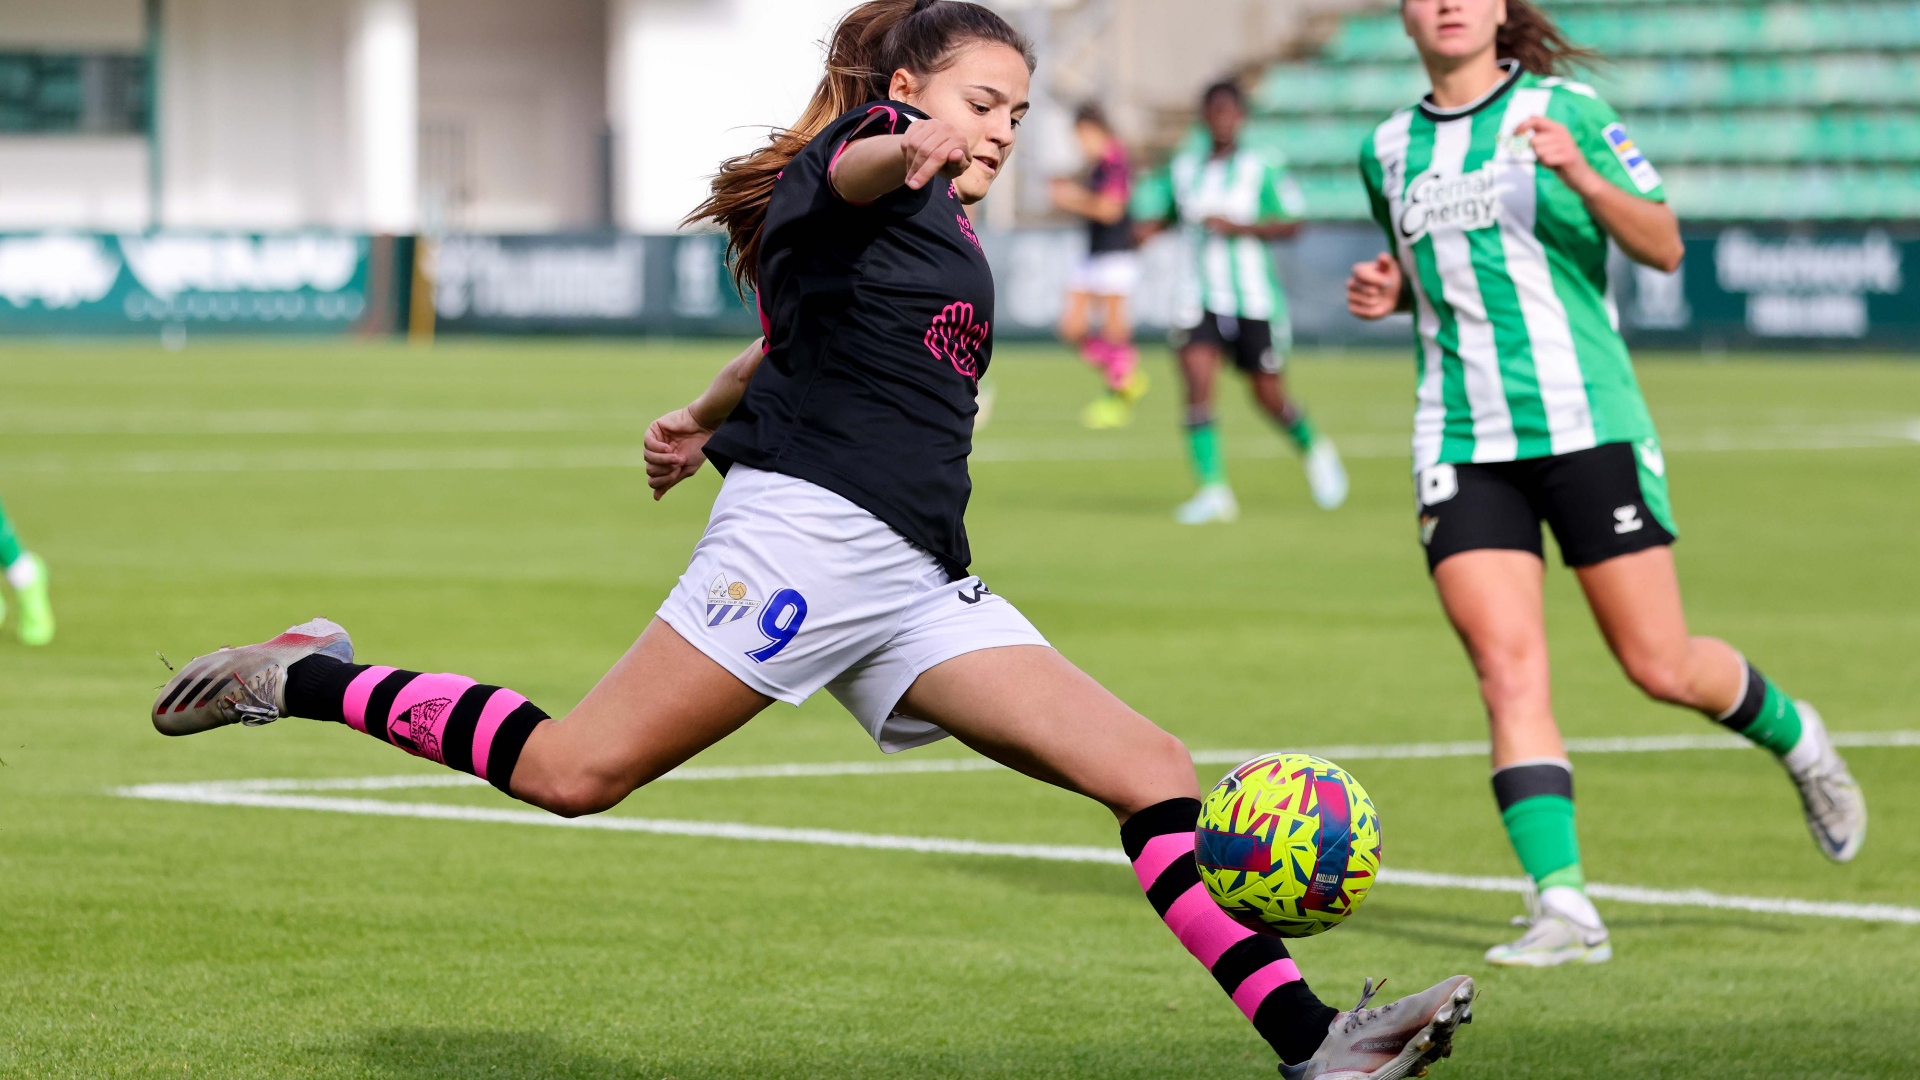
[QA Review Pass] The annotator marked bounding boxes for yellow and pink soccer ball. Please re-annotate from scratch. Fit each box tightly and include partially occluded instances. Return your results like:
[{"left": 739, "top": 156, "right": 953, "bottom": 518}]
[{"left": 1196, "top": 752, "right": 1383, "bottom": 938}]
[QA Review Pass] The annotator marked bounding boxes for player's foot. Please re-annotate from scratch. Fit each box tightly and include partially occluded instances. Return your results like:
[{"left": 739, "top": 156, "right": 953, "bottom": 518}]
[
  {"left": 10, "top": 552, "right": 55, "bottom": 647},
  {"left": 151, "top": 618, "right": 354, "bottom": 736},
  {"left": 1484, "top": 884, "right": 1611, "bottom": 967},
  {"left": 1174, "top": 483, "right": 1239, "bottom": 525},
  {"left": 1117, "top": 367, "right": 1149, "bottom": 404},
  {"left": 1782, "top": 702, "right": 1867, "bottom": 862},
  {"left": 1280, "top": 975, "right": 1475, "bottom": 1080},
  {"left": 1081, "top": 393, "right": 1133, "bottom": 430},
  {"left": 1304, "top": 438, "right": 1349, "bottom": 511}
]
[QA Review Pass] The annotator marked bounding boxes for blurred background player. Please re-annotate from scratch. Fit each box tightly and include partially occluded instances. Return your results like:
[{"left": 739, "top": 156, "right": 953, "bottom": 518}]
[
  {"left": 1137, "top": 81, "right": 1348, "bottom": 524},
  {"left": 1051, "top": 103, "right": 1146, "bottom": 429},
  {"left": 0, "top": 493, "right": 54, "bottom": 646},
  {"left": 1349, "top": 0, "right": 1866, "bottom": 968}
]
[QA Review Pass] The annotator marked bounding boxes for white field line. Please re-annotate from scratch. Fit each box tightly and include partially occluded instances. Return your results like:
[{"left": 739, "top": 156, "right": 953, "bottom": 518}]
[
  {"left": 109, "top": 786, "right": 1920, "bottom": 926},
  {"left": 4, "top": 422, "right": 1917, "bottom": 475},
  {"left": 121, "top": 730, "right": 1920, "bottom": 801}
]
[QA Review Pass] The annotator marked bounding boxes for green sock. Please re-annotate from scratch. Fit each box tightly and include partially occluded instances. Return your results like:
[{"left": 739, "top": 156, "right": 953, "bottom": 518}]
[
  {"left": 1717, "top": 661, "right": 1805, "bottom": 757},
  {"left": 1280, "top": 411, "right": 1318, "bottom": 455},
  {"left": 1503, "top": 796, "right": 1586, "bottom": 890},
  {"left": 1493, "top": 761, "right": 1585, "bottom": 891},
  {"left": 0, "top": 495, "right": 22, "bottom": 568},
  {"left": 1186, "top": 422, "right": 1228, "bottom": 487}
]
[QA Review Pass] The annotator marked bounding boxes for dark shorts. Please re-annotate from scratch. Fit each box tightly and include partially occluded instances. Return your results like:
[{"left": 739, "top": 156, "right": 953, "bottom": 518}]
[
  {"left": 1172, "top": 312, "right": 1284, "bottom": 375},
  {"left": 1415, "top": 440, "right": 1678, "bottom": 573}
]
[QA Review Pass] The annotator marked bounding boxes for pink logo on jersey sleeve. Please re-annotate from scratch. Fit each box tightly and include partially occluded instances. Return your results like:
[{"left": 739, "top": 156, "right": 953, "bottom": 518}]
[{"left": 926, "top": 301, "right": 990, "bottom": 380}]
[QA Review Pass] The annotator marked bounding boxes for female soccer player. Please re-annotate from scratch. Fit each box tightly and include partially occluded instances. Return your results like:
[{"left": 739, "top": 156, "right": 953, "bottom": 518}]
[
  {"left": 151, "top": 2, "right": 1473, "bottom": 1074},
  {"left": 1347, "top": 0, "right": 1866, "bottom": 968},
  {"left": 1051, "top": 103, "right": 1147, "bottom": 429},
  {"left": 1137, "top": 81, "right": 1347, "bottom": 523},
  {"left": 0, "top": 493, "right": 54, "bottom": 646}
]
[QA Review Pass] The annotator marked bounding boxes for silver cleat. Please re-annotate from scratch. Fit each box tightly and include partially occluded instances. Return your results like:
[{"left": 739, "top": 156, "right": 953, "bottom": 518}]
[
  {"left": 151, "top": 618, "right": 353, "bottom": 736},
  {"left": 1484, "top": 883, "right": 1611, "bottom": 968},
  {"left": 1784, "top": 702, "right": 1867, "bottom": 863},
  {"left": 1280, "top": 975, "right": 1475, "bottom": 1080}
]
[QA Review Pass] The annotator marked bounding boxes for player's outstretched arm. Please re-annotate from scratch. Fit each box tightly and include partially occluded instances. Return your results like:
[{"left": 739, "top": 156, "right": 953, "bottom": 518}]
[
  {"left": 830, "top": 119, "right": 972, "bottom": 203},
  {"left": 643, "top": 338, "right": 765, "bottom": 501},
  {"left": 1514, "top": 115, "right": 1684, "bottom": 273}
]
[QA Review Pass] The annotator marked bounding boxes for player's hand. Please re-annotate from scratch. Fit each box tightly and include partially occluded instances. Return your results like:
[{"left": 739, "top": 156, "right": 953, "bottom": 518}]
[
  {"left": 643, "top": 407, "right": 715, "bottom": 501},
  {"left": 902, "top": 119, "right": 972, "bottom": 190},
  {"left": 1513, "top": 116, "right": 1599, "bottom": 195},
  {"left": 1203, "top": 215, "right": 1241, "bottom": 237},
  {"left": 1347, "top": 253, "right": 1404, "bottom": 320}
]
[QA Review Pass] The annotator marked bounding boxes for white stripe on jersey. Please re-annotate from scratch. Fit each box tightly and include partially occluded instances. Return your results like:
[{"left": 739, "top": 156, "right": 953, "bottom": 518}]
[
  {"left": 1496, "top": 87, "right": 1597, "bottom": 455},
  {"left": 1428, "top": 118, "right": 1517, "bottom": 463},
  {"left": 1375, "top": 111, "right": 1449, "bottom": 472}
]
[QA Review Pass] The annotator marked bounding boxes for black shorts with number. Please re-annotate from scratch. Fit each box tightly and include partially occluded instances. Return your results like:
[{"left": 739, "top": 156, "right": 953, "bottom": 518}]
[
  {"left": 1172, "top": 312, "right": 1283, "bottom": 375},
  {"left": 1415, "top": 441, "right": 1677, "bottom": 573}
]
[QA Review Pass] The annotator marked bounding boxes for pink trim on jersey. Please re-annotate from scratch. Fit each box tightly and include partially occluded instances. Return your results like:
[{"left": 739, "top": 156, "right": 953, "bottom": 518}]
[
  {"left": 1230, "top": 958, "right": 1304, "bottom": 1020},
  {"left": 829, "top": 105, "right": 904, "bottom": 207},
  {"left": 1130, "top": 831, "right": 1196, "bottom": 892},
  {"left": 470, "top": 688, "right": 531, "bottom": 783},
  {"left": 382, "top": 673, "right": 477, "bottom": 764},
  {"left": 341, "top": 666, "right": 397, "bottom": 734},
  {"left": 755, "top": 291, "right": 772, "bottom": 345},
  {"left": 1095, "top": 143, "right": 1132, "bottom": 199},
  {"left": 1164, "top": 883, "right": 1257, "bottom": 967}
]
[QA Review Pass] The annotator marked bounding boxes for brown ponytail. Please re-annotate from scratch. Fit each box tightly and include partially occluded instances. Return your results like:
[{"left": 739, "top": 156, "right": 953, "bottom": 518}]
[
  {"left": 1497, "top": 0, "right": 1601, "bottom": 77},
  {"left": 686, "top": 0, "right": 1034, "bottom": 296}
]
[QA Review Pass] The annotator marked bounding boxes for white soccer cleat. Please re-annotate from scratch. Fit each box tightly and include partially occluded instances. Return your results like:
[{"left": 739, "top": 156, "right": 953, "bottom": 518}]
[
  {"left": 1280, "top": 975, "right": 1475, "bottom": 1080},
  {"left": 1175, "top": 483, "right": 1240, "bottom": 525},
  {"left": 1783, "top": 702, "right": 1867, "bottom": 863},
  {"left": 1303, "top": 437, "right": 1349, "bottom": 511},
  {"left": 151, "top": 618, "right": 354, "bottom": 736},
  {"left": 1484, "top": 884, "right": 1611, "bottom": 967}
]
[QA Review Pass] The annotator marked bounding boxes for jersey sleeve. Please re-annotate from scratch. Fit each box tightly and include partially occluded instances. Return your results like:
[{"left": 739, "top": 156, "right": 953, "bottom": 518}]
[
  {"left": 805, "top": 102, "right": 937, "bottom": 220},
  {"left": 1359, "top": 133, "right": 1394, "bottom": 249},
  {"left": 1554, "top": 88, "right": 1666, "bottom": 202},
  {"left": 1131, "top": 164, "right": 1177, "bottom": 225},
  {"left": 1256, "top": 156, "right": 1307, "bottom": 223}
]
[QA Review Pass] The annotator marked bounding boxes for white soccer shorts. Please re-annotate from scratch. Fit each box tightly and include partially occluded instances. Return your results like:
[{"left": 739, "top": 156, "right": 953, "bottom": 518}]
[
  {"left": 1066, "top": 251, "right": 1140, "bottom": 298},
  {"left": 656, "top": 466, "right": 1050, "bottom": 752}
]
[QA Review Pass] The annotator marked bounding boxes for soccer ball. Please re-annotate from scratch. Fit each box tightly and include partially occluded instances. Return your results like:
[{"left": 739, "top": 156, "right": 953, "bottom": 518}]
[{"left": 1195, "top": 753, "right": 1382, "bottom": 938}]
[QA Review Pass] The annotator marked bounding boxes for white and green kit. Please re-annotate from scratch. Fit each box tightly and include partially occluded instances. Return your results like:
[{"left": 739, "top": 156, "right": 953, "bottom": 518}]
[
  {"left": 1136, "top": 144, "right": 1306, "bottom": 331},
  {"left": 1360, "top": 61, "right": 1667, "bottom": 477}
]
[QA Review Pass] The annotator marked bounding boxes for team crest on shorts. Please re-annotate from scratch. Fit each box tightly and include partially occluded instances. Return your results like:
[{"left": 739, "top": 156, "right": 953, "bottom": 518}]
[{"left": 705, "top": 574, "right": 760, "bottom": 627}]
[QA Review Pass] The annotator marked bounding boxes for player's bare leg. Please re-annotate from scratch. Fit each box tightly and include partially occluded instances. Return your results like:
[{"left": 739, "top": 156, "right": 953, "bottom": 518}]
[
  {"left": 1578, "top": 547, "right": 1865, "bottom": 861},
  {"left": 1434, "top": 551, "right": 1610, "bottom": 966},
  {"left": 900, "top": 646, "right": 1475, "bottom": 1074},
  {"left": 1248, "top": 371, "right": 1346, "bottom": 510}
]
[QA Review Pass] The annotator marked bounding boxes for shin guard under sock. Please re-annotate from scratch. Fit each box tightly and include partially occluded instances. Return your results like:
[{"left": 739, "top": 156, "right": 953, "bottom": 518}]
[
  {"left": 1122, "top": 798, "right": 1338, "bottom": 1065},
  {"left": 1492, "top": 760, "right": 1584, "bottom": 891},
  {"left": 285, "top": 654, "right": 548, "bottom": 794},
  {"left": 1715, "top": 660, "right": 1805, "bottom": 757}
]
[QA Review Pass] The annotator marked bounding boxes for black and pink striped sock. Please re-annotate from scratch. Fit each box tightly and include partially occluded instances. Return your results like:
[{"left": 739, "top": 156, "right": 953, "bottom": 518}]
[
  {"left": 284, "top": 655, "right": 548, "bottom": 795},
  {"left": 1122, "top": 798, "right": 1339, "bottom": 1066}
]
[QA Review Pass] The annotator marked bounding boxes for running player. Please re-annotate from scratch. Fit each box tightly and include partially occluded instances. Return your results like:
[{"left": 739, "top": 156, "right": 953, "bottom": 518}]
[
  {"left": 1052, "top": 103, "right": 1146, "bottom": 429},
  {"left": 1137, "top": 81, "right": 1348, "bottom": 523},
  {"left": 0, "top": 493, "right": 54, "bottom": 646},
  {"left": 150, "top": 3, "right": 1474, "bottom": 1074},
  {"left": 1348, "top": 0, "right": 1866, "bottom": 968}
]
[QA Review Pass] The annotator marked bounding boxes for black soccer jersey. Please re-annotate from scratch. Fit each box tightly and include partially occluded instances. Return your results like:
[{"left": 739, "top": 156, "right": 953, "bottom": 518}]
[
  {"left": 704, "top": 101, "right": 996, "bottom": 578},
  {"left": 1085, "top": 142, "right": 1136, "bottom": 255}
]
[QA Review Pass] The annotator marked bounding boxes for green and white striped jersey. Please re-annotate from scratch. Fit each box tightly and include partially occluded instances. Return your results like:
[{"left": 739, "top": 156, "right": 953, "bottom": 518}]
[
  {"left": 1135, "top": 144, "right": 1306, "bottom": 327},
  {"left": 1360, "top": 61, "right": 1665, "bottom": 471}
]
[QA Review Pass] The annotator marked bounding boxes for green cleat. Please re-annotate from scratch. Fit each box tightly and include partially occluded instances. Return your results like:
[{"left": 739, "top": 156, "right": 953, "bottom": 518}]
[{"left": 10, "top": 552, "right": 54, "bottom": 647}]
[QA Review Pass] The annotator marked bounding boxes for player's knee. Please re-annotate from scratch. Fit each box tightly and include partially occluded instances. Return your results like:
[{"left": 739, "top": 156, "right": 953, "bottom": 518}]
[
  {"left": 1472, "top": 635, "right": 1545, "bottom": 705},
  {"left": 526, "top": 770, "right": 627, "bottom": 819},
  {"left": 1622, "top": 652, "right": 1692, "bottom": 705}
]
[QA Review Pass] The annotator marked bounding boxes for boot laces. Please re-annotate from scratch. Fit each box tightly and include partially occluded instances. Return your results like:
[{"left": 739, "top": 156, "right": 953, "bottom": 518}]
[
  {"left": 226, "top": 666, "right": 283, "bottom": 726},
  {"left": 1336, "top": 977, "right": 1391, "bottom": 1034}
]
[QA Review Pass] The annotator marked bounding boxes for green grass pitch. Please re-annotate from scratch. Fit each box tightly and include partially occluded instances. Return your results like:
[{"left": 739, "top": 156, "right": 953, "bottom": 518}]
[{"left": 2, "top": 339, "right": 1917, "bottom": 1079}]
